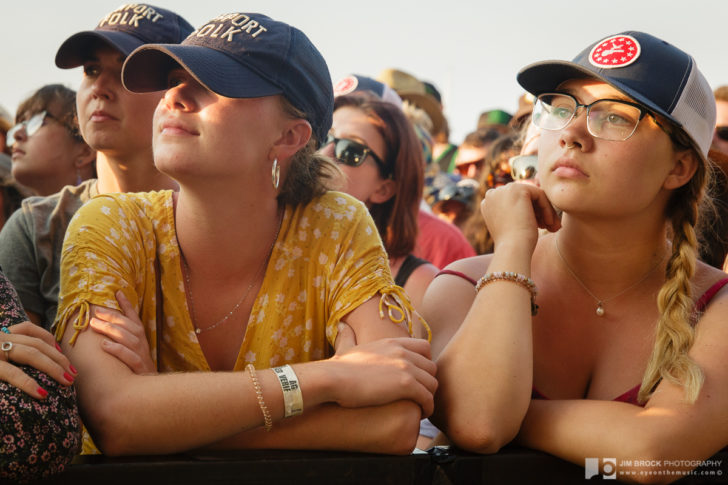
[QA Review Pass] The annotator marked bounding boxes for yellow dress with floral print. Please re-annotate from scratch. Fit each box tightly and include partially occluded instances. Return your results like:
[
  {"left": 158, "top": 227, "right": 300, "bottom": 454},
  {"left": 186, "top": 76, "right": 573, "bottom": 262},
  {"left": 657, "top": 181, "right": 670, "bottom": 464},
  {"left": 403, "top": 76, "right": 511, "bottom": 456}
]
[{"left": 55, "top": 190, "right": 426, "bottom": 454}]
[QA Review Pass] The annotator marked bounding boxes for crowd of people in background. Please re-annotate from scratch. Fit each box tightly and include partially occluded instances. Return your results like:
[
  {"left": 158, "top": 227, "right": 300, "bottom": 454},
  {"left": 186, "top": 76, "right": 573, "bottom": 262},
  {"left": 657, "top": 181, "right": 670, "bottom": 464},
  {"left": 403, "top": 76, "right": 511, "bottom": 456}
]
[{"left": 2, "top": 4, "right": 728, "bottom": 483}]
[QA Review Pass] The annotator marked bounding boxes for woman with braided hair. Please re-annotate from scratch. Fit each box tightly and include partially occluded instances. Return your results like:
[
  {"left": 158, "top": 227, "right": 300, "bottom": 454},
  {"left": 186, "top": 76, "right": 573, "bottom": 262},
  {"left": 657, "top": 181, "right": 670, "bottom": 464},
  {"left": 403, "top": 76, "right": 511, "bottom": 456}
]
[{"left": 424, "top": 31, "right": 728, "bottom": 479}]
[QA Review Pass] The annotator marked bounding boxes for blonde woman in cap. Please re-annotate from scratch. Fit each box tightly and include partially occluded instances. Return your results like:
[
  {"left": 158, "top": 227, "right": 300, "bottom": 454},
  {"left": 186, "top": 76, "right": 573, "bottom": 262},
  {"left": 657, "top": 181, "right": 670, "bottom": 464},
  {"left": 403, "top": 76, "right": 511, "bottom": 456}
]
[
  {"left": 426, "top": 31, "right": 728, "bottom": 478},
  {"left": 0, "top": 4, "right": 192, "bottom": 328},
  {"left": 55, "top": 12, "right": 436, "bottom": 456}
]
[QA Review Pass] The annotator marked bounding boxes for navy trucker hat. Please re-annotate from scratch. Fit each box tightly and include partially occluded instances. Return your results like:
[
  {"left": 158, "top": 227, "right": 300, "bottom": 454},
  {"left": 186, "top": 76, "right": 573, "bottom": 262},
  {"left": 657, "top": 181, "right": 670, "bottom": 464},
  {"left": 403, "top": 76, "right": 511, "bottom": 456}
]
[
  {"left": 333, "top": 74, "right": 403, "bottom": 108},
  {"left": 122, "top": 12, "right": 334, "bottom": 145},
  {"left": 55, "top": 4, "right": 194, "bottom": 69},
  {"left": 517, "top": 31, "right": 716, "bottom": 161}
]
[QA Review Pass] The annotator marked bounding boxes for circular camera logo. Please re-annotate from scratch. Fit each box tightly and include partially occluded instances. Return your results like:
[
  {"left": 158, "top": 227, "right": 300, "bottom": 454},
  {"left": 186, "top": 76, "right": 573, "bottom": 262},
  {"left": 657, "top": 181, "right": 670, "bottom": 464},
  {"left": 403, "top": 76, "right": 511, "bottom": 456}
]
[{"left": 589, "top": 35, "right": 641, "bottom": 69}]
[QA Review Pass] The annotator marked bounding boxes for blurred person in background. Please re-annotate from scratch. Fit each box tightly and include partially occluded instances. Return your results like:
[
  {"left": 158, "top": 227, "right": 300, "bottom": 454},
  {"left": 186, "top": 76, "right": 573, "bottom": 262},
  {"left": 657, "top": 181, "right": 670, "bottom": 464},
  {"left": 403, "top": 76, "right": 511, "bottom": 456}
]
[
  {"left": 696, "top": 86, "right": 728, "bottom": 271},
  {"left": 453, "top": 128, "right": 503, "bottom": 180},
  {"left": 460, "top": 132, "right": 522, "bottom": 255},
  {"left": 0, "top": 156, "right": 33, "bottom": 231},
  {"left": 7, "top": 84, "right": 96, "bottom": 196},
  {"left": 0, "top": 105, "right": 13, "bottom": 155},
  {"left": 430, "top": 178, "right": 479, "bottom": 230}
]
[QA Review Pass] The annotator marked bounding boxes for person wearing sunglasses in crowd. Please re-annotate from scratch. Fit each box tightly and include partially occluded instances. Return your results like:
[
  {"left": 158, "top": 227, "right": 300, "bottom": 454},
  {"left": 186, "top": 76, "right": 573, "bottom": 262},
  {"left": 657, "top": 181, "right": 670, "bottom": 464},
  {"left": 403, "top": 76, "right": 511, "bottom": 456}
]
[
  {"left": 0, "top": 4, "right": 192, "bottom": 329},
  {"left": 55, "top": 12, "right": 436, "bottom": 457},
  {"left": 6, "top": 85, "right": 96, "bottom": 197},
  {"left": 322, "top": 94, "right": 439, "bottom": 317},
  {"left": 425, "top": 32, "right": 728, "bottom": 478},
  {"left": 452, "top": 128, "right": 502, "bottom": 181}
]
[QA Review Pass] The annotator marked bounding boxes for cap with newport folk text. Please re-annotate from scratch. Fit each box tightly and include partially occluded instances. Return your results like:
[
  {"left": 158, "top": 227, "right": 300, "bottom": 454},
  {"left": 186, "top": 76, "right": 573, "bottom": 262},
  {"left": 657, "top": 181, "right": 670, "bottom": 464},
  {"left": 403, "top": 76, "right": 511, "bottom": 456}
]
[
  {"left": 55, "top": 4, "right": 194, "bottom": 69},
  {"left": 517, "top": 31, "right": 716, "bottom": 162},
  {"left": 121, "top": 12, "right": 334, "bottom": 145}
]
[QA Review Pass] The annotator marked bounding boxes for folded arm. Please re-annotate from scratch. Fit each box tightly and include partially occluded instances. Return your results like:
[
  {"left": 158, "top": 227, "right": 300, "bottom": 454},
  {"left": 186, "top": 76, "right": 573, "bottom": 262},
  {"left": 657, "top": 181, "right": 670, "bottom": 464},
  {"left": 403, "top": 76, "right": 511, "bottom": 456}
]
[
  {"left": 517, "top": 294, "right": 728, "bottom": 482},
  {"left": 429, "top": 183, "right": 561, "bottom": 453},
  {"left": 63, "top": 296, "right": 436, "bottom": 456}
]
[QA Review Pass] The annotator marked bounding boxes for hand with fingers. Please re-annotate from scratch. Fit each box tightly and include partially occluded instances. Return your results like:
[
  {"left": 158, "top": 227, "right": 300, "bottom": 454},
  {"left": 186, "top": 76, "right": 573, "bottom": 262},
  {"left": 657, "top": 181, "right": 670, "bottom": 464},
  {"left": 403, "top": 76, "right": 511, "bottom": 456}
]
[
  {"left": 0, "top": 271, "right": 81, "bottom": 482},
  {"left": 481, "top": 182, "right": 562, "bottom": 253},
  {"left": 88, "top": 291, "right": 156, "bottom": 374},
  {"left": 328, "top": 322, "right": 438, "bottom": 418},
  {"left": 0, "top": 322, "right": 78, "bottom": 399}
]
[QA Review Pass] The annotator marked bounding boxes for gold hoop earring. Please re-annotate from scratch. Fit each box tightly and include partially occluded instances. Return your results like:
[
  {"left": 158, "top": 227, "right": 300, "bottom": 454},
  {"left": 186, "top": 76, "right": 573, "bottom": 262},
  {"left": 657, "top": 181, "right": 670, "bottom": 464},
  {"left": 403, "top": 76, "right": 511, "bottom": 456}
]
[{"left": 272, "top": 159, "right": 280, "bottom": 190}]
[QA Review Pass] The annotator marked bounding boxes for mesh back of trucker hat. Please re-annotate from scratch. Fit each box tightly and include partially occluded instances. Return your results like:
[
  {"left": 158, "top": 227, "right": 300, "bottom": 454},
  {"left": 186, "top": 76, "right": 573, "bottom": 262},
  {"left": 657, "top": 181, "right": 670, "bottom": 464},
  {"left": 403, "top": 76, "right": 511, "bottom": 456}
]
[{"left": 671, "top": 63, "right": 715, "bottom": 158}]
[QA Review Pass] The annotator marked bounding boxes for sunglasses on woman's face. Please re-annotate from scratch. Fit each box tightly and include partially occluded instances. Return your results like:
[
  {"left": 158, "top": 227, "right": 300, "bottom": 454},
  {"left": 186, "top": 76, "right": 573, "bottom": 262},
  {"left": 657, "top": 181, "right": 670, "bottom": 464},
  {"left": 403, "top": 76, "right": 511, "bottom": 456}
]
[
  {"left": 509, "top": 154, "right": 538, "bottom": 181},
  {"left": 6, "top": 111, "right": 53, "bottom": 147},
  {"left": 6, "top": 111, "right": 81, "bottom": 147},
  {"left": 715, "top": 126, "right": 728, "bottom": 142},
  {"left": 324, "top": 134, "right": 391, "bottom": 178}
]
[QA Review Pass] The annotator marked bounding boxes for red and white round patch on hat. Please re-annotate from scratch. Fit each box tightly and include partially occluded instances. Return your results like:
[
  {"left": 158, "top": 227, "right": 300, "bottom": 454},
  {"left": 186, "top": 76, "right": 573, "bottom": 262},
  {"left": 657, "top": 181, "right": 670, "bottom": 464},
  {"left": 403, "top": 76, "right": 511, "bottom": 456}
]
[
  {"left": 589, "top": 35, "right": 641, "bottom": 69},
  {"left": 334, "top": 76, "right": 359, "bottom": 97}
]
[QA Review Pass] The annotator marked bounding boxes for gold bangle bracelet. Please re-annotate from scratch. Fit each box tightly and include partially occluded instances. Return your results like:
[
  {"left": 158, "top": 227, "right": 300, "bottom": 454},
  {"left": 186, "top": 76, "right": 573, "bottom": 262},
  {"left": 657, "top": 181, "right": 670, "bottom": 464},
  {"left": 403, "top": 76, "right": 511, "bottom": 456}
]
[{"left": 247, "top": 364, "right": 272, "bottom": 431}]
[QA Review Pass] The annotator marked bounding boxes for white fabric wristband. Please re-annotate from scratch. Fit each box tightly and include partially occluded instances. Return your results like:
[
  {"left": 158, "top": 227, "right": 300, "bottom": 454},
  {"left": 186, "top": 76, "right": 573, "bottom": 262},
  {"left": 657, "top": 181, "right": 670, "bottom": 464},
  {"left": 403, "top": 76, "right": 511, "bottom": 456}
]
[{"left": 273, "top": 364, "right": 303, "bottom": 417}]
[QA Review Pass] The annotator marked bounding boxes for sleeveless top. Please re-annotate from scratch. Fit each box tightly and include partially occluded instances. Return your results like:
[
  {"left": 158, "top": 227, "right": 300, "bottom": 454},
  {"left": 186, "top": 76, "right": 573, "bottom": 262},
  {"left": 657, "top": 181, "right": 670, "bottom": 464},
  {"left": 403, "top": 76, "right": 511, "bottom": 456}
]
[
  {"left": 395, "top": 254, "right": 431, "bottom": 287},
  {"left": 435, "top": 270, "right": 728, "bottom": 406}
]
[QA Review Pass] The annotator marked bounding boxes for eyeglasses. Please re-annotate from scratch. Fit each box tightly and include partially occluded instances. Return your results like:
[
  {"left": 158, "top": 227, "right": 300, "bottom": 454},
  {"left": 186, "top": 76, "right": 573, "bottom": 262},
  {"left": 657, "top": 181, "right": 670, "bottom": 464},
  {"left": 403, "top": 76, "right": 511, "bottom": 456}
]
[
  {"left": 324, "top": 134, "right": 391, "bottom": 177},
  {"left": 5, "top": 111, "right": 78, "bottom": 147},
  {"left": 715, "top": 126, "right": 728, "bottom": 142},
  {"left": 509, "top": 154, "right": 538, "bottom": 181},
  {"left": 532, "top": 92, "right": 657, "bottom": 142}
]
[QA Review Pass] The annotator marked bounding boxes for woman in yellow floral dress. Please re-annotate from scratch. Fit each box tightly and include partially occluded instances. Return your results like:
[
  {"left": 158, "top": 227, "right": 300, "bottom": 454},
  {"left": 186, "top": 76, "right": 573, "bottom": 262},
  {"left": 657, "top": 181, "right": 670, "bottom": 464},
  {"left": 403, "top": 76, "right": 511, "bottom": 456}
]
[{"left": 55, "top": 12, "right": 436, "bottom": 456}]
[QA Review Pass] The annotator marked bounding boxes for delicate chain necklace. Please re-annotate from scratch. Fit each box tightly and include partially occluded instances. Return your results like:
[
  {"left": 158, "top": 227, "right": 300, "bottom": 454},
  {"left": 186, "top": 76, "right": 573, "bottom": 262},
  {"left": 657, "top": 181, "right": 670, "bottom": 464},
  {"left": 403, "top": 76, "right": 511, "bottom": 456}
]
[
  {"left": 181, "top": 211, "right": 282, "bottom": 334},
  {"left": 555, "top": 237, "right": 665, "bottom": 317}
]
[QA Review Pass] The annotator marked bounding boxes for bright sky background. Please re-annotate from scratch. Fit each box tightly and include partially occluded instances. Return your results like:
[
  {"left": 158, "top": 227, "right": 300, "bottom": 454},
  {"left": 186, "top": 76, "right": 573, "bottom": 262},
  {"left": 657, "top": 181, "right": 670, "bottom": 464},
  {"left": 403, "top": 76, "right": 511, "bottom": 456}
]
[{"left": 3, "top": 0, "right": 728, "bottom": 143}]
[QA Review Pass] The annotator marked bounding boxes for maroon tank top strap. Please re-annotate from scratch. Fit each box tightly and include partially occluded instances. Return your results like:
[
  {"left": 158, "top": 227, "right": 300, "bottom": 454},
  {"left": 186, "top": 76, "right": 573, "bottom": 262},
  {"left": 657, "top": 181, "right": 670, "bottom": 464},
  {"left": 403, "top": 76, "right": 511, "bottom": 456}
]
[
  {"left": 435, "top": 269, "right": 478, "bottom": 286},
  {"left": 695, "top": 278, "right": 728, "bottom": 313},
  {"left": 613, "top": 384, "right": 642, "bottom": 406}
]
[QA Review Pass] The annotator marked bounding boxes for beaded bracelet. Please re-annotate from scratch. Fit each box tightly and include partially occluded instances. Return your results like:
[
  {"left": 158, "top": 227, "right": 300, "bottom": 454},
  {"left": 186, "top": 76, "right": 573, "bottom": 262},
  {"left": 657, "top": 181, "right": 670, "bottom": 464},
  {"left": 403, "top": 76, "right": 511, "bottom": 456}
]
[
  {"left": 246, "top": 364, "right": 273, "bottom": 431},
  {"left": 475, "top": 271, "right": 539, "bottom": 316}
]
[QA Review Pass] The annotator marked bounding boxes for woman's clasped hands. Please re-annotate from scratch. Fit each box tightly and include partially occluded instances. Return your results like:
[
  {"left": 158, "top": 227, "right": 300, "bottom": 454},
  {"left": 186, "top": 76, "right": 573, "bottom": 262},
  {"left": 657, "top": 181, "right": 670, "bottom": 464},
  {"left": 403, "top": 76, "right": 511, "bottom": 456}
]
[{"left": 330, "top": 322, "right": 438, "bottom": 418}]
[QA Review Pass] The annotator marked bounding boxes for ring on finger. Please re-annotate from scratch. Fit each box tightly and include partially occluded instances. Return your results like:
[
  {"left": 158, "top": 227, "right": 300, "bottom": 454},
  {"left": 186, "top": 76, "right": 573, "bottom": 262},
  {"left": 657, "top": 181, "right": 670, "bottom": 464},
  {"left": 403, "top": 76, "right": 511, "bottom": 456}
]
[
  {"left": 1, "top": 341, "right": 13, "bottom": 361},
  {"left": 0, "top": 327, "right": 10, "bottom": 334}
]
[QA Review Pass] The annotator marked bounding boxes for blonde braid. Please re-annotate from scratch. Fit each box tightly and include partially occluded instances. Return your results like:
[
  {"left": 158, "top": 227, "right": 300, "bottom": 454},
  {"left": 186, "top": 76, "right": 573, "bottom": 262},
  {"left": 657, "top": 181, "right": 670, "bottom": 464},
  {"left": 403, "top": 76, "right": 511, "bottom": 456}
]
[{"left": 638, "top": 144, "right": 707, "bottom": 404}]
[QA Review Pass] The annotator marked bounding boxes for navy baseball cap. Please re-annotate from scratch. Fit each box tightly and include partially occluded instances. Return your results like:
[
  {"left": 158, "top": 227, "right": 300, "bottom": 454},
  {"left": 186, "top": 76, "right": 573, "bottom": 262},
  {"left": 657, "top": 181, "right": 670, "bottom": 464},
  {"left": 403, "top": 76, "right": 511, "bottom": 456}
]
[
  {"left": 122, "top": 12, "right": 334, "bottom": 145},
  {"left": 517, "top": 31, "right": 716, "bottom": 162},
  {"left": 55, "top": 4, "right": 194, "bottom": 69},
  {"left": 333, "top": 74, "right": 403, "bottom": 108}
]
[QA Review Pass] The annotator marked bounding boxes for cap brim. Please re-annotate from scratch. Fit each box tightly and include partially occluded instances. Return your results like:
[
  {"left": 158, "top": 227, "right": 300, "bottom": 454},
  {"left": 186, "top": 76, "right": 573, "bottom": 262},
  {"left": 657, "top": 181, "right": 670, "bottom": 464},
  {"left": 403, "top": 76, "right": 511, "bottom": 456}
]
[
  {"left": 398, "top": 92, "right": 445, "bottom": 135},
  {"left": 55, "top": 30, "right": 146, "bottom": 68},
  {"left": 517, "top": 60, "right": 682, "bottom": 130},
  {"left": 122, "top": 44, "right": 283, "bottom": 99}
]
